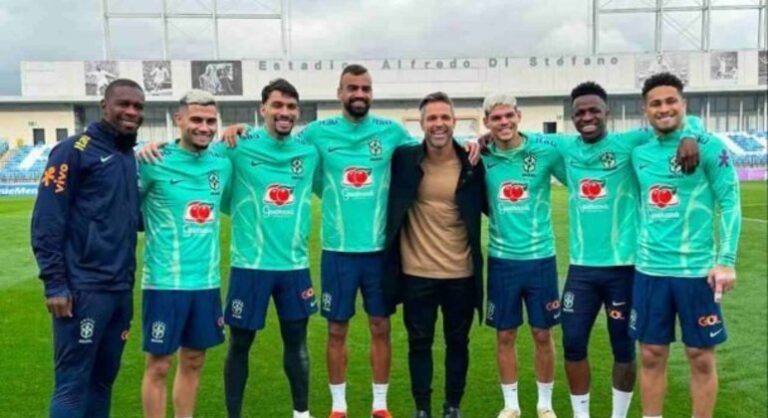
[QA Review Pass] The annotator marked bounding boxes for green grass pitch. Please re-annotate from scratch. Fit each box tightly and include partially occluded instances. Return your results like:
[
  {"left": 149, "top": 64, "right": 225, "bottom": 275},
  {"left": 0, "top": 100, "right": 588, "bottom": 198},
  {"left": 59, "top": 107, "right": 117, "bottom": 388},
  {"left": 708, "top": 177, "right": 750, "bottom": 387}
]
[{"left": 0, "top": 183, "right": 765, "bottom": 417}]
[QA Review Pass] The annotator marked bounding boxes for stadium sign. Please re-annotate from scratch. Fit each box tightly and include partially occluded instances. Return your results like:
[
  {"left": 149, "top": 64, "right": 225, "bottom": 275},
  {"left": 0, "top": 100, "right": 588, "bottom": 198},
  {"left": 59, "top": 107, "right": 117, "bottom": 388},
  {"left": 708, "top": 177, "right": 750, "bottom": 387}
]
[
  {"left": 0, "top": 184, "right": 38, "bottom": 196},
  {"left": 255, "top": 56, "right": 621, "bottom": 72}
]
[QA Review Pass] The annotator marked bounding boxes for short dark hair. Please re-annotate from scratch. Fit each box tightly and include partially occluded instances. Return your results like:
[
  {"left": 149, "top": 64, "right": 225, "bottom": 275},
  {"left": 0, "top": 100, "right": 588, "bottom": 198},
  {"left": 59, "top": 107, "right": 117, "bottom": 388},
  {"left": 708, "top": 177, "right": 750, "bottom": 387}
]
[
  {"left": 104, "top": 79, "right": 143, "bottom": 99},
  {"left": 339, "top": 64, "right": 369, "bottom": 84},
  {"left": 261, "top": 78, "right": 299, "bottom": 103},
  {"left": 570, "top": 81, "right": 607, "bottom": 102},
  {"left": 642, "top": 72, "right": 684, "bottom": 98},
  {"left": 418, "top": 91, "right": 454, "bottom": 112}
]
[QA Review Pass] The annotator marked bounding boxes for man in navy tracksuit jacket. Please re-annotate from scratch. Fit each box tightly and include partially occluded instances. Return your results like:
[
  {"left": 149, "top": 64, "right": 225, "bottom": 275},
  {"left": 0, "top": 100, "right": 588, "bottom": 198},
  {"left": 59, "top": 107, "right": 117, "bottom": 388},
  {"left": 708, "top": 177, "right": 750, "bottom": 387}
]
[{"left": 30, "top": 79, "right": 145, "bottom": 418}]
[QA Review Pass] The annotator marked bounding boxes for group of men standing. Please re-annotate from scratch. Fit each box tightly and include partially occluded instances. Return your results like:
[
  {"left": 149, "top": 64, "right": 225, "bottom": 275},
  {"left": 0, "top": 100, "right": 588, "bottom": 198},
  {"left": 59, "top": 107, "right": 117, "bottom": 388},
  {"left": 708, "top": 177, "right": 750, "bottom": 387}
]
[{"left": 31, "top": 64, "right": 740, "bottom": 418}]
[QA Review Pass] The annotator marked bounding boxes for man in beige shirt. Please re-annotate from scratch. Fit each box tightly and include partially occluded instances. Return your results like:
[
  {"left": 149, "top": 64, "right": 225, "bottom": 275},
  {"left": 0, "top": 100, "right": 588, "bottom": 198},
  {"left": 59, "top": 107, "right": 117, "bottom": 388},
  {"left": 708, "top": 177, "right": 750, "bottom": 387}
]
[{"left": 384, "top": 92, "right": 486, "bottom": 418}]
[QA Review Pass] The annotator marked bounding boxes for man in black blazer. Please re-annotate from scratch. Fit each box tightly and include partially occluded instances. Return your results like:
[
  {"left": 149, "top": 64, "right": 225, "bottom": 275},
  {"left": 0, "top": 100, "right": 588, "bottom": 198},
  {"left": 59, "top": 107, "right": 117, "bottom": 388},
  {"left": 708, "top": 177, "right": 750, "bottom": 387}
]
[{"left": 383, "top": 92, "right": 486, "bottom": 418}]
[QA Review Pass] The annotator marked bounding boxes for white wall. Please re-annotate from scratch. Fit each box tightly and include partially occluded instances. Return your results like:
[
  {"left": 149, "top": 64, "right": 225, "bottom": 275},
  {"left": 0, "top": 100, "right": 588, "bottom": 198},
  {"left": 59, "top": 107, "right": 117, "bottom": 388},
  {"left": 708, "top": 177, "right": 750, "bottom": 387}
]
[{"left": 21, "top": 50, "right": 766, "bottom": 101}]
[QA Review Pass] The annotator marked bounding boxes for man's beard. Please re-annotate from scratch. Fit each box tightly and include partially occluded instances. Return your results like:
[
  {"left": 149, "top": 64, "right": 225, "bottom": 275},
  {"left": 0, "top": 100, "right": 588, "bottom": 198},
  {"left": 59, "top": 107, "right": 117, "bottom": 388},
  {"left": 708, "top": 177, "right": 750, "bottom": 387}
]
[{"left": 344, "top": 99, "right": 370, "bottom": 118}]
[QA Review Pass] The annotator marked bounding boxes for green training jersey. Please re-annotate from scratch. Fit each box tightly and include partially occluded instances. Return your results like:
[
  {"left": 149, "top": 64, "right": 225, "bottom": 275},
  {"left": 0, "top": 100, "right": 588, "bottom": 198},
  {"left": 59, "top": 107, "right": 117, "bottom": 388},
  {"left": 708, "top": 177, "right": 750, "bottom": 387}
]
[
  {"left": 483, "top": 133, "right": 566, "bottom": 260},
  {"left": 297, "top": 114, "right": 416, "bottom": 252},
  {"left": 632, "top": 130, "right": 741, "bottom": 278},
  {"left": 557, "top": 130, "right": 646, "bottom": 266},
  {"left": 140, "top": 141, "right": 232, "bottom": 290},
  {"left": 549, "top": 116, "right": 703, "bottom": 267},
  {"left": 220, "top": 127, "right": 319, "bottom": 270}
]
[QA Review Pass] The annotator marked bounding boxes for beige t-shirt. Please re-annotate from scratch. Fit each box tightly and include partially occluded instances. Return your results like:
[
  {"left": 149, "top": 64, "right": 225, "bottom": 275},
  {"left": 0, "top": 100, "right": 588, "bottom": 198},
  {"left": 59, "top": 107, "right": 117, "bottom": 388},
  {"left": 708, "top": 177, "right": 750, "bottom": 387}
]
[{"left": 400, "top": 156, "right": 473, "bottom": 279}]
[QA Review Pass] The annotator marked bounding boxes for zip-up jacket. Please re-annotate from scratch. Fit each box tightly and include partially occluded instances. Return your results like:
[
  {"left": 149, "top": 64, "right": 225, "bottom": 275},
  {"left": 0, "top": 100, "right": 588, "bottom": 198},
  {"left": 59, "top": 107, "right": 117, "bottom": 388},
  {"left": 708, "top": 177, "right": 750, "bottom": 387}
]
[
  {"left": 31, "top": 121, "right": 141, "bottom": 297},
  {"left": 383, "top": 140, "right": 487, "bottom": 320}
]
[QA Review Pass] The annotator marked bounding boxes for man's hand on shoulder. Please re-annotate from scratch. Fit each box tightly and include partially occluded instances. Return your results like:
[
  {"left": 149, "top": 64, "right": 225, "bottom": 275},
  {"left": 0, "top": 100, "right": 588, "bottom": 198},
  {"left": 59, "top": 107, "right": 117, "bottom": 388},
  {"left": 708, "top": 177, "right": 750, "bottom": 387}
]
[
  {"left": 677, "top": 137, "right": 700, "bottom": 174},
  {"left": 136, "top": 140, "right": 168, "bottom": 164},
  {"left": 221, "top": 124, "right": 248, "bottom": 147}
]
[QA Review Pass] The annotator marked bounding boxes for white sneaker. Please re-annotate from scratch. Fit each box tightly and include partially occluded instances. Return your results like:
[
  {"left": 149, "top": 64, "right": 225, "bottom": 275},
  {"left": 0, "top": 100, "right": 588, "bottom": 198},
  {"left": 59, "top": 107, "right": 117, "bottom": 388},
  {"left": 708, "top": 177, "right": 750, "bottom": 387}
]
[
  {"left": 496, "top": 409, "right": 520, "bottom": 418},
  {"left": 537, "top": 408, "right": 557, "bottom": 418}
]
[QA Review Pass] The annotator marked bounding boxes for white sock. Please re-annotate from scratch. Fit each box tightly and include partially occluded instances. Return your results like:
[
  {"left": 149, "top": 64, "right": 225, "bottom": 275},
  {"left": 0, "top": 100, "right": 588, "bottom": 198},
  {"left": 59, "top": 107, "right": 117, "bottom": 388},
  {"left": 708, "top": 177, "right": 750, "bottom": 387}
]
[
  {"left": 372, "top": 383, "right": 389, "bottom": 410},
  {"left": 330, "top": 382, "right": 347, "bottom": 412},
  {"left": 611, "top": 387, "right": 633, "bottom": 418},
  {"left": 293, "top": 411, "right": 310, "bottom": 418},
  {"left": 570, "top": 393, "right": 590, "bottom": 418},
  {"left": 501, "top": 382, "right": 520, "bottom": 411},
  {"left": 537, "top": 381, "right": 554, "bottom": 410}
]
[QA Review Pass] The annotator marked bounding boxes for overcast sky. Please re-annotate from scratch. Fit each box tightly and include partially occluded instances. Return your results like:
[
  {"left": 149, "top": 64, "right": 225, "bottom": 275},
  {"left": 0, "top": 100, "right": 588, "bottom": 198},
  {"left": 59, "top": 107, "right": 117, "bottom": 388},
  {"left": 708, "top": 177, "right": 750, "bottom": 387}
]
[{"left": 0, "top": 0, "right": 762, "bottom": 95}]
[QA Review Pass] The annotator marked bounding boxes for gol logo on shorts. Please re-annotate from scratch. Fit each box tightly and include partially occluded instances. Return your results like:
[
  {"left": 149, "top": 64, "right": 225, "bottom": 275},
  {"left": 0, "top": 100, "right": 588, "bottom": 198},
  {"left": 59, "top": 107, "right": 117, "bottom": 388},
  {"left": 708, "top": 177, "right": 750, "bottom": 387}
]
[{"left": 697, "top": 314, "right": 721, "bottom": 327}]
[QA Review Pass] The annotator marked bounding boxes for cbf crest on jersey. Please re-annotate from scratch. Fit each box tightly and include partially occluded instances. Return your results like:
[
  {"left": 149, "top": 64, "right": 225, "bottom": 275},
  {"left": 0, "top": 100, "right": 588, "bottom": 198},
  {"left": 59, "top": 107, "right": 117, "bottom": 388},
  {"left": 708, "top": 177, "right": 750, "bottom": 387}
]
[
  {"left": 290, "top": 157, "right": 304, "bottom": 177},
  {"left": 368, "top": 137, "right": 383, "bottom": 160},
  {"left": 668, "top": 155, "right": 682, "bottom": 176},
  {"left": 208, "top": 171, "right": 221, "bottom": 193},
  {"left": 600, "top": 151, "right": 617, "bottom": 170},
  {"left": 522, "top": 153, "right": 537, "bottom": 175}
]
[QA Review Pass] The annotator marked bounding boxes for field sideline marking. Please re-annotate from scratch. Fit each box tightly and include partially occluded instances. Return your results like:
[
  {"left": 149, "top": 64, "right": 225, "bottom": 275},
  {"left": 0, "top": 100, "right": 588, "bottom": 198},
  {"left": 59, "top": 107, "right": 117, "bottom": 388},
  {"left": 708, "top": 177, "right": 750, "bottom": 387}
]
[{"left": 743, "top": 217, "right": 767, "bottom": 224}]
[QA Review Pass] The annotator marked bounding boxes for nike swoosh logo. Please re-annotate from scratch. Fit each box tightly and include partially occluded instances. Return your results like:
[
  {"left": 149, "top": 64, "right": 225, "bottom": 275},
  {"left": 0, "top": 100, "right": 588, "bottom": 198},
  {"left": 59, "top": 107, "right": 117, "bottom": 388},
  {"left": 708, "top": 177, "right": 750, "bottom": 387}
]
[
  {"left": 170, "top": 179, "right": 184, "bottom": 185},
  {"left": 638, "top": 163, "right": 651, "bottom": 170},
  {"left": 709, "top": 328, "right": 724, "bottom": 338},
  {"left": 486, "top": 162, "right": 501, "bottom": 169},
  {"left": 251, "top": 161, "right": 264, "bottom": 167},
  {"left": 100, "top": 154, "right": 114, "bottom": 163},
  {"left": 611, "top": 301, "right": 627, "bottom": 307},
  {"left": 327, "top": 146, "right": 344, "bottom": 153}
]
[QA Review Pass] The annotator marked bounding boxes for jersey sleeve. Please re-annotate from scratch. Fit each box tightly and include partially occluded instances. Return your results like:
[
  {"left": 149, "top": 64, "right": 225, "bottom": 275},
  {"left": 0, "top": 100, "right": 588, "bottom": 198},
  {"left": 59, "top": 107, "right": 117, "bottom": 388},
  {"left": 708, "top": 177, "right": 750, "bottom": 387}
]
[
  {"left": 702, "top": 137, "right": 742, "bottom": 267},
  {"left": 219, "top": 158, "right": 234, "bottom": 215},
  {"left": 295, "top": 122, "right": 317, "bottom": 146},
  {"left": 312, "top": 151, "right": 324, "bottom": 198},
  {"left": 550, "top": 148, "right": 567, "bottom": 184},
  {"left": 30, "top": 141, "right": 82, "bottom": 297},
  {"left": 619, "top": 115, "right": 704, "bottom": 149},
  {"left": 138, "top": 161, "right": 155, "bottom": 201}
]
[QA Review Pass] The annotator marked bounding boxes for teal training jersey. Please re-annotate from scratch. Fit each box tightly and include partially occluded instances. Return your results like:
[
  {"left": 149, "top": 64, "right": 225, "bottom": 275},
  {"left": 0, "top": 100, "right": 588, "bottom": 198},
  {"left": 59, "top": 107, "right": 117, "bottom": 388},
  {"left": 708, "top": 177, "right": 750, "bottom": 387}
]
[
  {"left": 556, "top": 130, "right": 646, "bottom": 266},
  {"left": 297, "top": 114, "right": 416, "bottom": 252},
  {"left": 632, "top": 130, "right": 741, "bottom": 277},
  {"left": 220, "top": 127, "right": 319, "bottom": 270},
  {"left": 140, "top": 141, "right": 232, "bottom": 290},
  {"left": 483, "top": 134, "right": 566, "bottom": 260},
  {"left": 548, "top": 116, "right": 703, "bottom": 267}
]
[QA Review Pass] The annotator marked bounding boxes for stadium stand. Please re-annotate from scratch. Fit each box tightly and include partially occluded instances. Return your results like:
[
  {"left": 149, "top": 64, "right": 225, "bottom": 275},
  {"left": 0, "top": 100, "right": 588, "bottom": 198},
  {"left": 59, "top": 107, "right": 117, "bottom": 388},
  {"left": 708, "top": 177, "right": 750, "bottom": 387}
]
[
  {"left": 0, "top": 145, "right": 51, "bottom": 183},
  {"left": 0, "top": 133, "right": 764, "bottom": 196},
  {"left": 726, "top": 132, "right": 764, "bottom": 152}
]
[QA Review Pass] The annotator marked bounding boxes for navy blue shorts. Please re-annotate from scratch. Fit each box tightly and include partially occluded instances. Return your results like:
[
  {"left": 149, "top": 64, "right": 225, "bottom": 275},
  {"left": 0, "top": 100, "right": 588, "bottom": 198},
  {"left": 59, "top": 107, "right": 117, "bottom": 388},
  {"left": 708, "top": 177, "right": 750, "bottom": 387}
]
[
  {"left": 51, "top": 290, "right": 133, "bottom": 417},
  {"left": 486, "top": 256, "right": 561, "bottom": 330},
  {"left": 320, "top": 250, "right": 391, "bottom": 321},
  {"left": 630, "top": 271, "right": 727, "bottom": 348},
  {"left": 561, "top": 265, "right": 635, "bottom": 363},
  {"left": 142, "top": 288, "right": 224, "bottom": 355},
  {"left": 225, "top": 267, "right": 317, "bottom": 330}
]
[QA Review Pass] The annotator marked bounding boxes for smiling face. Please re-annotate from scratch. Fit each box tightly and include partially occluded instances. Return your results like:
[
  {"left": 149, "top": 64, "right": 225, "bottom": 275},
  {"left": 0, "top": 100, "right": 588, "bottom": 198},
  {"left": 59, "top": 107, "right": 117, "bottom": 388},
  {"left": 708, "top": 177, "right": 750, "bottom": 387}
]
[
  {"left": 101, "top": 85, "right": 145, "bottom": 134},
  {"left": 420, "top": 101, "right": 455, "bottom": 150},
  {"left": 338, "top": 72, "right": 372, "bottom": 120},
  {"left": 571, "top": 94, "right": 609, "bottom": 142},
  {"left": 644, "top": 85, "right": 686, "bottom": 134},
  {"left": 261, "top": 90, "right": 300, "bottom": 138},
  {"left": 175, "top": 104, "right": 218, "bottom": 150},
  {"left": 484, "top": 104, "right": 521, "bottom": 145}
]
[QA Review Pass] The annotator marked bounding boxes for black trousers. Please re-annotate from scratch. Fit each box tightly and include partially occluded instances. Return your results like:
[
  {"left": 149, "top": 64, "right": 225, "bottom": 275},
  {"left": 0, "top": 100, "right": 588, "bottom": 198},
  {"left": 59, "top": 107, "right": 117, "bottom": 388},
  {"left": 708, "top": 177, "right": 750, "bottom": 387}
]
[{"left": 403, "top": 275, "right": 475, "bottom": 412}]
